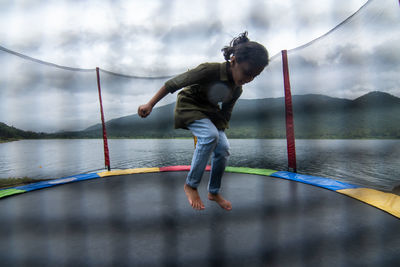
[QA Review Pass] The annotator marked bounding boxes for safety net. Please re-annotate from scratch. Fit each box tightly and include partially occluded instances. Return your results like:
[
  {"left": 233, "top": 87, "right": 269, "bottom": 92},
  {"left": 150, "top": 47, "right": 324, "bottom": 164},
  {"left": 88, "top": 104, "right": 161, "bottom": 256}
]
[{"left": 284, "top": 0, "right": 400, "bottom": 191}]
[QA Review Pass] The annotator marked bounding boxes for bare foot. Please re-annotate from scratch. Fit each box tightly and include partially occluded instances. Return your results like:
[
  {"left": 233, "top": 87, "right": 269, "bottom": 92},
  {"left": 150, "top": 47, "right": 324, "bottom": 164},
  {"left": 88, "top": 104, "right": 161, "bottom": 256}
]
[
  {"left": 208, "top": 193, "right": 232, "bottom": 211},
  {"left": 184, "top": 184, "right": 205, "bottom": 210}
]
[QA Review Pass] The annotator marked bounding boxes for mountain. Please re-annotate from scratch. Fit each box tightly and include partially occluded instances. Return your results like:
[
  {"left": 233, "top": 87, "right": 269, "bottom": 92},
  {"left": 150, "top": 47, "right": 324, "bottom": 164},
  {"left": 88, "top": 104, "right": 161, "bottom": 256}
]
[
  {"left": 353, "top": 91, "right": 400, "bottom": 107},
  {"left": 3, "top": 91, "right": 399, "bottom": 140},
  {"left": 0, "top": 122, "right": 45, "bottom": 140},
  {"left": 79, "top": 91, "right": 400, "bottom": 139},
  {"left": 293, "top": 92, "right": 400, "bottom": 138},
  {"left": 82, "top": 103, "right": 187, "bottom": 138}
]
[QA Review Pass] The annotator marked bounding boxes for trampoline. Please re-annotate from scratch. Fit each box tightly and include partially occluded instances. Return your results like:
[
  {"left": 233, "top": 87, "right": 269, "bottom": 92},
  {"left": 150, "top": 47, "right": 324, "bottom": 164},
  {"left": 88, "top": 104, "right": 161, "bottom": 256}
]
[
  {"left": 1, "top": 0, "right": 400, "bottom": 266},
  {"left": 1, "top": 166, "right": 399, "bottom": 266}
]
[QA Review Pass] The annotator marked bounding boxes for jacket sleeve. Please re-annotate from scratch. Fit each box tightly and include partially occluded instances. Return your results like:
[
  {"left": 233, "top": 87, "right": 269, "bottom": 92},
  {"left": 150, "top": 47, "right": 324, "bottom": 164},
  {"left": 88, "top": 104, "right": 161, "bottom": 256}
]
[{"left": 164, "top": 63, "right": 219, "bottom": 94}]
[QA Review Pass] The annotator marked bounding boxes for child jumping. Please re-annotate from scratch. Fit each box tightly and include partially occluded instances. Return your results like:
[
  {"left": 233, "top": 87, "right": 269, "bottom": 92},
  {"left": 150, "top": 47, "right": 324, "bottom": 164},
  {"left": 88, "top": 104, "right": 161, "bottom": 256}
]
[{"left": 138, "top": 32, "right": 269, "bottom": 211}]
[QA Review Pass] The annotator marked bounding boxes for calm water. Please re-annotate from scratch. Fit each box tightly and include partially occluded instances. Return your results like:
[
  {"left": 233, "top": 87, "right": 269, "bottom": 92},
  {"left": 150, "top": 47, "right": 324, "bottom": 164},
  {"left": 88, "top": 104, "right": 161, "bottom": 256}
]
[{"left": 0, "top": 139, "right": 399, "bottom": 191}]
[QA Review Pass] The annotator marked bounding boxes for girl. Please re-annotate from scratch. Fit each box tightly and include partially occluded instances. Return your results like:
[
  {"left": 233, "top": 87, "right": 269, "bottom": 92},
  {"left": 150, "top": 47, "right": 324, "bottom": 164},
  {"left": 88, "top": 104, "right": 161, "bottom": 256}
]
[{"left": 138, "top": 32, "right": 269, "bottom": 210}]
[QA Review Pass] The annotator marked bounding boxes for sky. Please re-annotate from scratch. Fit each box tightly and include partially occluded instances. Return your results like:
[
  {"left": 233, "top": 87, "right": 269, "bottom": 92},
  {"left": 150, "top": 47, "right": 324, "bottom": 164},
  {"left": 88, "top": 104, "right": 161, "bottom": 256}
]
[{"left": 1, "top": 0, "right": 399, "bottom": 132}]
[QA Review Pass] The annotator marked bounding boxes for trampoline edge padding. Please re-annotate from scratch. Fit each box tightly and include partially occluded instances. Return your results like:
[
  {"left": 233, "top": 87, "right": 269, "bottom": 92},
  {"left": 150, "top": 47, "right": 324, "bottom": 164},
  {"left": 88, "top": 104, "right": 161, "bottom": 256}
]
[
  {"left": 338, "top": 188, "right": 400, "bottom": 218},
  {"left": 271, "top": 171, "right": 360, "bottom": 191},
  {"left": 271, "top": 171, "right": 400, "bottom": 219},
  {"left": 0, "top": 165, "right": 399, "bottom": 218},
  {"left": 0, "top": 173, "right": 101, "bottom": 198},
  {"left": 0, "top": 188, "right": 25, "bottom": 198},
  {"left": 98, "top": 167, "right": 161, "bottom": 177}
]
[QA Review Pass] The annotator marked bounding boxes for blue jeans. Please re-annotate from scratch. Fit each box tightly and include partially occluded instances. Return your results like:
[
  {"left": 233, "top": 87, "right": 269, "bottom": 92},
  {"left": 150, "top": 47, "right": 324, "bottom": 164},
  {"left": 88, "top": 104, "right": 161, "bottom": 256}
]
[{"left": 186, "top": 118, "right": 230, "bottom": 194}]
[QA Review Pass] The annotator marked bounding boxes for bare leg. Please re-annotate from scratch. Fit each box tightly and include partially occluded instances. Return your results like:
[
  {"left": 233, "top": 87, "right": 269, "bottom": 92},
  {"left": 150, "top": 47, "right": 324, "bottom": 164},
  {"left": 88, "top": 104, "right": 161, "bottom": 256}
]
[
  {"left": 184, "top": 184, "right": 205, "bottom": 210},
  {"left": 208, "top": 193, "right": 232, "bottom": 211}
]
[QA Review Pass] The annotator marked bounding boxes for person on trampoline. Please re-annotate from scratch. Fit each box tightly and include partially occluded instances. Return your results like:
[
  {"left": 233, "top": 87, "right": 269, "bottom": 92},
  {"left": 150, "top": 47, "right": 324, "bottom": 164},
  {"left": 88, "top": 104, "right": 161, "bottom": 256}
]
[{"left": 138, "top": 32, "right": 269, "bottom": 210}]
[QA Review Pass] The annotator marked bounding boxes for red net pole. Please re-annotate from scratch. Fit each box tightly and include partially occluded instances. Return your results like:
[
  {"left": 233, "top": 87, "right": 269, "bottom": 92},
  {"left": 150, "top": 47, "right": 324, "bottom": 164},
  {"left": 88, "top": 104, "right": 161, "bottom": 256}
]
[
  {"left": 96, "top": 67, "right": 111, "bottom": 171},
  {"left": 281, "top": 50, "right": 297, "bottom": 172}
]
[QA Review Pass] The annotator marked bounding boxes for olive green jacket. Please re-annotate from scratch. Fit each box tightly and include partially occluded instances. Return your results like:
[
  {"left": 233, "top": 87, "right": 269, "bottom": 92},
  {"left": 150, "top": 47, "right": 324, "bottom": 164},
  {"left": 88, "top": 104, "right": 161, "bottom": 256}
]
[{"left": 164, "top": 62, "right": 242, "bottom": 130}]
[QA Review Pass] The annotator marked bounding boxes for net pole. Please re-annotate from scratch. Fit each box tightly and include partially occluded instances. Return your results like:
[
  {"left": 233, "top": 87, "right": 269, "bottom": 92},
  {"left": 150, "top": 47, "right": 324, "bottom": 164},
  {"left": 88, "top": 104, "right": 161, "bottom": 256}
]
[
  {"left": 96, "top": 67, "right": 111, "bottom": 171},
  {"left": 281, "top": 50, "right": 297, "bottom": 172}
]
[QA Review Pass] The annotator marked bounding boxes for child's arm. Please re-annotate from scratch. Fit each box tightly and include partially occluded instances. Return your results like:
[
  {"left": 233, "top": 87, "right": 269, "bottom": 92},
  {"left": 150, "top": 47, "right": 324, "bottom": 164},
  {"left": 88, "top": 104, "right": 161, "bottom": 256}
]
[
  {"left": 138, "top": 85, "right": 169, "bottom": 118},
  {"left": 138, "top": 63, "right": 216, "bottom": 118}
]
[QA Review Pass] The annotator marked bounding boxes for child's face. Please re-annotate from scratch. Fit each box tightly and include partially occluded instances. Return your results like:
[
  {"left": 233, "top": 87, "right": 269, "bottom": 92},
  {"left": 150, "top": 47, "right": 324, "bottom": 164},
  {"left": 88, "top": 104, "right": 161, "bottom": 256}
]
[{"left": 230, "top": 57, "right": 264, "bottom": 86}]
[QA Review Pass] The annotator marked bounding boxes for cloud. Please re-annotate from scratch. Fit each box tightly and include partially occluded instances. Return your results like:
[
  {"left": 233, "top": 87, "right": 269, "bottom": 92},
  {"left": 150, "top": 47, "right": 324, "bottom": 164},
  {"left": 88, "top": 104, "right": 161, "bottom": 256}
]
[
  {"left": 3, "top": 0, "right": 399, "bottom": 132},
  {"left": 372, "top": 38, "right": 400, "bottom": 70},
  {"left": 247, "top": 0, "right": 271, "bottom": 30}
]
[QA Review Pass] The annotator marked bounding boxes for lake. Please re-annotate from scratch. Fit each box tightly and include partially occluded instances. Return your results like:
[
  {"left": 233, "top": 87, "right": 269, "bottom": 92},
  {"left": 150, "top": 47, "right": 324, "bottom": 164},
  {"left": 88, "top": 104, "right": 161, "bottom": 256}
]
[{"left": 0, "top": 139, "right": 399, "bottom": 192}]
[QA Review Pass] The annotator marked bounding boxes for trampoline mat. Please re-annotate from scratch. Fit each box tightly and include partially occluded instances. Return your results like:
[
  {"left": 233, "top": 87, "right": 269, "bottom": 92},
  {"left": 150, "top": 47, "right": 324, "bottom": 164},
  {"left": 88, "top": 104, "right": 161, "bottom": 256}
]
[{"left": 1, "top": 171, "right": 399, "bottom": 266}]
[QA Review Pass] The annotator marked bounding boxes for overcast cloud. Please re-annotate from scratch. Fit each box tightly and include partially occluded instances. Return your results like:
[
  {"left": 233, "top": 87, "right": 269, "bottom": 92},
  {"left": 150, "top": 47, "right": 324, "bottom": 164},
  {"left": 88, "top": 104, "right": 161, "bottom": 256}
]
[{"left": 1, "top": 0, "right": 399, "bottom": 132}]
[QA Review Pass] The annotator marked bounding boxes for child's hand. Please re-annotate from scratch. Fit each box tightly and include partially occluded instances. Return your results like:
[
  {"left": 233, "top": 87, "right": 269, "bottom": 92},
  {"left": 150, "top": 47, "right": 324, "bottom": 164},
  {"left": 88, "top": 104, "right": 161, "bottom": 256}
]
[{"left": 138, "top": 103, "right": 153, "bottom": 118}]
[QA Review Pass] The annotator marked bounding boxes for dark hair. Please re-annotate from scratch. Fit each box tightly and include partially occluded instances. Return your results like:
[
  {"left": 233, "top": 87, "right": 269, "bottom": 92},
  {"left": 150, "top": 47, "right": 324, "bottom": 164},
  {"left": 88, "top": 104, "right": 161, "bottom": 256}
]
[{"left": 221, "top": 31, "right": 269, "bottom": 68}]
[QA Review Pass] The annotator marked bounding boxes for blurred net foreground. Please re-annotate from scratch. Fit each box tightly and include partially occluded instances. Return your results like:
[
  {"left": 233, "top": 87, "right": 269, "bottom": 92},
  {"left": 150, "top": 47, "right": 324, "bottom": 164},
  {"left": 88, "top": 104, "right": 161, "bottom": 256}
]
[{"left": 1, "top": 171, "right": 399, "bottom": 267}]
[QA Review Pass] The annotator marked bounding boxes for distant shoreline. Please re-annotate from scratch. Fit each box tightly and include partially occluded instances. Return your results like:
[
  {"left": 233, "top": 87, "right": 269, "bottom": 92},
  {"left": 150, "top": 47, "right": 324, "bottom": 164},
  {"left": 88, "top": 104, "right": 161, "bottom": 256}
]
[
  {"left": 0, "top": 138, "right": 20, "bottom": 143},
  {"left": 2, "top": 137, "right": 400, "bottom": 141}
]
